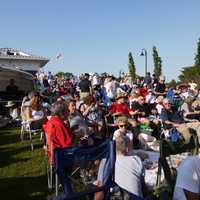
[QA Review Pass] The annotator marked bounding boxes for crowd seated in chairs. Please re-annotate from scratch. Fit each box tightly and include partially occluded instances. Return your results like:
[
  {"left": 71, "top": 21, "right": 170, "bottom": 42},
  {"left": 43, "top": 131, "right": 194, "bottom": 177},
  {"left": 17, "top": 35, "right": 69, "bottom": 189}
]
[{"left": 5, "top": 71, "right": 200, "bottom": 199}]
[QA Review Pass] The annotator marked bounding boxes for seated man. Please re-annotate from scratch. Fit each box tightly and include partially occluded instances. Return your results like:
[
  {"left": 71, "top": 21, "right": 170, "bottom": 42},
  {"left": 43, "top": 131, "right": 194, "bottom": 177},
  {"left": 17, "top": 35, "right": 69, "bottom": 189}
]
[
  {"left": 173, "top": 155, "right": 200, "bottom": 200},
  {"left": 181, "top": 96, "right": 200, "bottom": 121},
  {"left": 154, "top": 76, "right": 166, "bottom": 96},
  {"left": 5, "top": 101, "right": 20, "bottom": 121},
  {"left": 113, "top": 116, "right": 134, "bottom": 150},
  {"left": 160, "top": 98, "right": 200, "bottom": 142},
  {"left": 114, "top": 135, "right": 145, "bottom": 198},
  {"left": 108, "top": 92, "right": 139, "bottom": 128},
  {"left": 108, "top": 92, "right": 137, "bottom": 117},
  {"left": 6, "top": 79, "right": 18, "bottom": 93},
  {"left": 95, "top": 135, "right": 146, "bottom": 200}
]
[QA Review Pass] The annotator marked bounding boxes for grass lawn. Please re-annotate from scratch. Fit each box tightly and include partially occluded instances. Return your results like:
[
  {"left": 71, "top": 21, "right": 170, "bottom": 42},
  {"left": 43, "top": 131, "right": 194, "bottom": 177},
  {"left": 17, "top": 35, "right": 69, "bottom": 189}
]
[{"left": 0, "top": 127, "right": 52, "bottom": 200}]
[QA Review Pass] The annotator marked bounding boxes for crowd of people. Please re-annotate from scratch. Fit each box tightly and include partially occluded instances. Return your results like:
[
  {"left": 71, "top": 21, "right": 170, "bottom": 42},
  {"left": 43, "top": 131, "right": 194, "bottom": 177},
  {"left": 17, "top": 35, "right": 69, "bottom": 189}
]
[{"left": 5, "top": 71, "right": 200, "bottom": 199}]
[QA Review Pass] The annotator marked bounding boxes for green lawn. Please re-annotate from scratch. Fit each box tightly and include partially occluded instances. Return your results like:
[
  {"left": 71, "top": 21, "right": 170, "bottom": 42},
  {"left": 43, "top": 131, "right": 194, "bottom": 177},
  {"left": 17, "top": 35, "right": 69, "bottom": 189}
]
[{"left": 0, "top": 127, "right": 52, "bottom": 200}]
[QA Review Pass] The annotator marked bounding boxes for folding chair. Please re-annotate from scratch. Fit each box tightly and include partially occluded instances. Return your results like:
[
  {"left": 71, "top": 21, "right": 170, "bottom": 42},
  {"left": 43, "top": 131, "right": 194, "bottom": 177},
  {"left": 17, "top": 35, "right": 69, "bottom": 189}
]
[
  {"left": 156, "top": 132, "right": 199, "bottom": 198},
  {"left": 20, "top": 120, "right": 43, "bottom": 151},
  {"left": 53, "top": 139, "right": 116, "bottom": 200},
  {"left": 42, "top": 125, "right": 59, "bottom": 195}
]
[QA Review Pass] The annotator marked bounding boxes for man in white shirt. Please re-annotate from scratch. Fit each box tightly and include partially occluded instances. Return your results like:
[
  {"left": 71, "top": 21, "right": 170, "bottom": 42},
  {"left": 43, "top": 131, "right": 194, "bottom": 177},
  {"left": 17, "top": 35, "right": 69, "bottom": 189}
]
[
  {"left": 173, "top": 155, "right": 200, "bottom": 200},
  {"left": 114, "top": 135, "right": 145, "bottom": 197}
]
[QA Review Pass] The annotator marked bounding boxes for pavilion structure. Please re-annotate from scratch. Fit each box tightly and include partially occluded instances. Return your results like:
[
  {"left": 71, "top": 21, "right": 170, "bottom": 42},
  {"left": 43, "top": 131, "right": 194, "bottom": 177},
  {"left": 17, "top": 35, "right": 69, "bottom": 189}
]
[{"left": 0, "top": 48, "right": 49, "bottom": 75}]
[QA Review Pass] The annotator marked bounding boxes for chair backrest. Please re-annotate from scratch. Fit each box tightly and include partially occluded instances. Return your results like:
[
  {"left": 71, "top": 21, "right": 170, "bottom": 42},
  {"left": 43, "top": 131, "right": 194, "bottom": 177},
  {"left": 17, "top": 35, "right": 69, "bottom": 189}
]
[
  {"left": 54, "top": 139, "right": 116, "bottom": 200},
  {"left": 157, "top": 133, "right": 199, "bottom": 187}
]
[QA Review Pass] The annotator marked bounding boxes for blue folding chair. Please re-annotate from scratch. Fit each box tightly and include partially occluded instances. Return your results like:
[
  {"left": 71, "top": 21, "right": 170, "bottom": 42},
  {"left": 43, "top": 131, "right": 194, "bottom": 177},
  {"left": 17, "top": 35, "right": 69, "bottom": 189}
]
[{"left": 53, "top": 139, "right": 116, "bottom": 200}]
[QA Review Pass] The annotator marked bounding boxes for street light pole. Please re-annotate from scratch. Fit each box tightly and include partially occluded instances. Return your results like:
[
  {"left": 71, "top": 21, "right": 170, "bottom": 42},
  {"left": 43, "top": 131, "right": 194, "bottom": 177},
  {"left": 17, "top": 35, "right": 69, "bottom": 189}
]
[{"left": 140, "top": 48, "right": 147, "bottom": 77}]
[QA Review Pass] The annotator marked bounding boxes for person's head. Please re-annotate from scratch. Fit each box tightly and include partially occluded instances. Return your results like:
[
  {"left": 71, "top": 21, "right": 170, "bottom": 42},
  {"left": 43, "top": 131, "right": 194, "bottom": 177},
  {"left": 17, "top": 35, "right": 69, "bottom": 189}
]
[
  {"left": 28, "top": 91, "right": 36, "bottom": 99},
  {"left": 156, "top": 96, "right": 164, "bottom": 104},
  {"left": 31, "top": 95, "right": 42, "bottom": 111},
  {"left": 163, "top": 98, "right": 172, "bottom": 110},
  {"left": 9, "top": 79, "right": 15, "bottom": 85},
  {"left": 5, "top": 101, "right": 16, "bottom": 109},
  {"left": 185, "top": 96, "right": 194, "bottom": 105},
  {"left": 116, "top": 92, "right": 127, "bottom": 103},
  {"left": 138, "top": 95, "right": 145, "bottom": 105},
  {"left": 66, "top": 99, "right": 77, "bottom": 114},
  {"left": 115, "top": 135, "right": 130, "bottom": 155},
  {"left": 84, "top": 73, "right": 90, "bottom": 79},
  {"left": 74, "top": 92, "right": 80, "bottom": 101},
  {"left": 117, "top": 116, "right": 128, "bottom": 133},
  {"left": 84, "top": 95, "right": 96, "bottom": 106},
  {"left": 51, "top": 101, "right": 69, "bottom": 120},
  {"left": 159, "top": 75, "right": 165, "bottom": 84}
]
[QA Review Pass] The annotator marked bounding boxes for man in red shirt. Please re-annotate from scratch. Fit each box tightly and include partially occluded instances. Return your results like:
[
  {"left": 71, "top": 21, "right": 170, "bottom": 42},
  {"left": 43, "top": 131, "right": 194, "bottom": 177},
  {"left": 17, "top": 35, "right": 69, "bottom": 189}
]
[{"left": 108, "top": 92, "right": 137, "bottom": 117}]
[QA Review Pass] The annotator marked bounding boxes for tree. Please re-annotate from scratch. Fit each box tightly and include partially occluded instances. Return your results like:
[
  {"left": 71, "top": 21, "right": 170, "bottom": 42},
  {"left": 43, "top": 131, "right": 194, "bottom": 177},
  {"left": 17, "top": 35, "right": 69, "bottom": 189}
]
[
  {"left": 56, "top": 71, "right": 73, "bottom": 78},
  {"left": 179, "top": 66, "right": 200, "bottom": 83},
  {"left": 152, "top": 46, "right": 162, "bottom": 77},
  {"left": 194, "top": 38, "right": 200, "bottom": 67},
  {"left": 128, "top": 52, "right": 136, "bottom": 81},
  {"left": 179, "top": 38, "right": 200, "bottom": 83},
  {"left": 56, "top": 71, "right": 65, "bottom": 77}
]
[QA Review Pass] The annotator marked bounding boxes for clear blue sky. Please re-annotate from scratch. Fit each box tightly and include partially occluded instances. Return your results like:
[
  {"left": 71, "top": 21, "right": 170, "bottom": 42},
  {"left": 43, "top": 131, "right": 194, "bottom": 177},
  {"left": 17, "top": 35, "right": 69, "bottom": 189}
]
[{"left": 1, "top": 0, "right": 200, "bottom": 80}]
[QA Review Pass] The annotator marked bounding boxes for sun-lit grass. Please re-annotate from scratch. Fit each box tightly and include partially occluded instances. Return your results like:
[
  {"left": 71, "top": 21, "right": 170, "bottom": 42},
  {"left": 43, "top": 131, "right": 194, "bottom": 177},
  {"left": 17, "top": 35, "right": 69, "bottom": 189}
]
[{"left": 0, "top": 127, "right": 51, "bottom": 200}]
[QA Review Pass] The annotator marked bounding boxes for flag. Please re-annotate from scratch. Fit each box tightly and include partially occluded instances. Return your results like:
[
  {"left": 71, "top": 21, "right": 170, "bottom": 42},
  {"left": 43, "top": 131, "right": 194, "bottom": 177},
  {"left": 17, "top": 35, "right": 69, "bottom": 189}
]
[{"left": 56, "top": 53, "right": 64, "bottom": 60}]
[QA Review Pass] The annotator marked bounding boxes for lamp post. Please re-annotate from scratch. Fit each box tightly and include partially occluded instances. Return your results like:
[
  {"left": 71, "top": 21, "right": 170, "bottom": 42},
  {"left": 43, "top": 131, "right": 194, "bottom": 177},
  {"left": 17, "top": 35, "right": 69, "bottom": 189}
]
[{"left": 140, "top": 48, "right": 147, "bottom": 76}]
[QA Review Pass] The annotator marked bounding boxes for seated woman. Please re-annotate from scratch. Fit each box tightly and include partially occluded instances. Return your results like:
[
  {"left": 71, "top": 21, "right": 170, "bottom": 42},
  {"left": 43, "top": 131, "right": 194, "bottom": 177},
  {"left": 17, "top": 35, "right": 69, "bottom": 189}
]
[
  {"left": 181, "top": 96, "right": 200, "bottom": 121},
  {"left": 22, "top": 94, "right": 46, "bottom": 129},
  {"left": 79, "top": 95, "right": 104, "bottom": 133},
  {"left": 43, "top": 101, "right": 74, "bottom": 163},
  {"left": 67, "top": 98, "right": 91, "bottom": 144}
]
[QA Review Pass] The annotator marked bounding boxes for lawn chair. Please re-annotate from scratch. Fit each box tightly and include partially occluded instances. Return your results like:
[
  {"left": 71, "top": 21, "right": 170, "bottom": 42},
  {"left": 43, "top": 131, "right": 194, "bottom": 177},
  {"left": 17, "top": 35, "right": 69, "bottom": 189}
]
[
  {"left": 43, "top": 137, "right": 59, "bottom": 195},
  {"left": 20, "top": 119, "right": 43, "bottom": 151},
  {"left": 155, "top": 130, "right": 199, "bottom": 199},
  {"left": 53, "top": 139, "right": 116, "bottom": 200}
]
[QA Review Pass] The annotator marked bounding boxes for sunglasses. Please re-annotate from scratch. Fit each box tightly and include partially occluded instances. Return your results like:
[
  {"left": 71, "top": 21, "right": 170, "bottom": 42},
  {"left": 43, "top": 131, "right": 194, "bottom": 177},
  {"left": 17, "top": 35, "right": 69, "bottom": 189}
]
[
  {"left": 164, "top": 102, "right": 171, "bottom": 105},
  {"left": 119, "top": 124, "right": 128, "bottom": 128}
]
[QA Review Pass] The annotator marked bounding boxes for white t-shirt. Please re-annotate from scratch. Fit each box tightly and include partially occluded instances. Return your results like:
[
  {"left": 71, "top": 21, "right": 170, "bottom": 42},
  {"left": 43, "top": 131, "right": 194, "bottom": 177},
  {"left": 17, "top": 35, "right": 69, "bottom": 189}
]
[
  {"left": 156, "top": 104, "right": 163, "bottom": 115},
  {"left": 173, "top": 155, "right": 200, "bottom": 200},
  {"left": 32, "top": 110, "right": 44, "bottom": 120},
  {"left": 113, "top": 129, "right": 133, "bottom": 142},
  {"left": 104, "top": 80, "right": 117, "bottom": 99},
  {"left": 115, "top": 154, "right": 144, "bottom": 197}
]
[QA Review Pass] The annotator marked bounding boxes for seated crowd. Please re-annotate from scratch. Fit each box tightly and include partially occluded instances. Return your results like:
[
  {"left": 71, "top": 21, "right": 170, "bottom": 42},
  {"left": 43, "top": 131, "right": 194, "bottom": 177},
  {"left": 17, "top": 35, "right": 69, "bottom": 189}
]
[{"left": 5, "top": 72, "right": 200, "bottom": 199}]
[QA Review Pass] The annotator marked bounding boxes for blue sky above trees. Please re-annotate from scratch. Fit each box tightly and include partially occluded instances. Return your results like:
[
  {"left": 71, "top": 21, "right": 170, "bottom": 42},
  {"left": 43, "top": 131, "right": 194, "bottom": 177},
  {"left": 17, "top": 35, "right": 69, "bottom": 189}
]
[{"left": 1, "top": 0, "right": 200, "bottom": 80}]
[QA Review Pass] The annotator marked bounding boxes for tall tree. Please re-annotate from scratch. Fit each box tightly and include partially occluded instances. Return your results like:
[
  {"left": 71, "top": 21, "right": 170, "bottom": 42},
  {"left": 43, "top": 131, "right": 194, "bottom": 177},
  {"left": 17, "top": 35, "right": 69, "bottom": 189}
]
[
  {"left": 194, "top": 38, "right": 200, "bottom": 67},
  {"left": 152, "top": 46, "right": 162, "bottom": 77},
  {"left": 128, "top": 52, "right": 136, "bottom": 81},
  {"left": 179, "top": 38, "right": 200, "bottom": 83}
]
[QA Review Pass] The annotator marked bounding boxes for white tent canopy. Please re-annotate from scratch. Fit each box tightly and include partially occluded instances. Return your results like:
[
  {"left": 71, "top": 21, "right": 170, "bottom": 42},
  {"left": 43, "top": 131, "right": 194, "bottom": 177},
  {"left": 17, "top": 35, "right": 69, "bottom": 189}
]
[{"left": 0, "top": 67, "right": 35, "bottom": 92}]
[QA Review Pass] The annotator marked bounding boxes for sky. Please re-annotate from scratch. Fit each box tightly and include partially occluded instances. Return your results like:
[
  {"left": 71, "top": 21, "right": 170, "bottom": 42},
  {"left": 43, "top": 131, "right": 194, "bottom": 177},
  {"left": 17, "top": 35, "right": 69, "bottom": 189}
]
[{"left": 1, "top": 0, "right": 200, "bottom": 81}]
